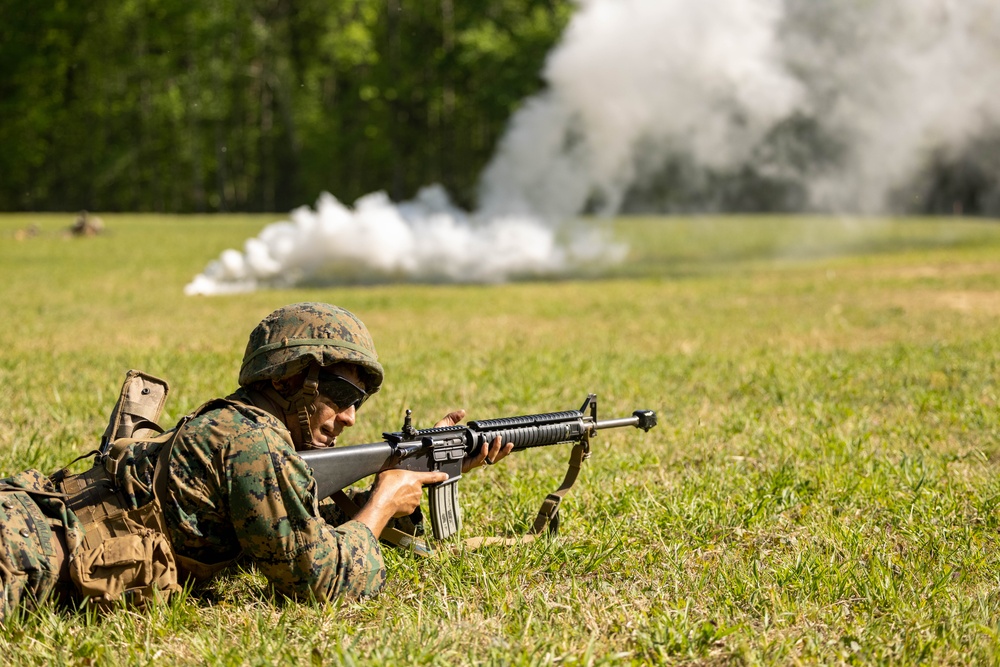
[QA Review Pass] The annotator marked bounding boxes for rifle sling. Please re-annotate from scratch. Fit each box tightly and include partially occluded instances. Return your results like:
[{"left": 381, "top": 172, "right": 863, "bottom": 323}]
[
  {"left": 463, "top": 441, "right": 589, "bottom": 549},
  {"left": 529, "top": 441, "right": 588, "bottom": 536}
]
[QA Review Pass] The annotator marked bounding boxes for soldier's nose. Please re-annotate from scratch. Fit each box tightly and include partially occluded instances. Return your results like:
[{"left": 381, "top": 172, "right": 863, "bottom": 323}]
[{"left": 338, "top": 404, "right": 356, "bottom": 427}]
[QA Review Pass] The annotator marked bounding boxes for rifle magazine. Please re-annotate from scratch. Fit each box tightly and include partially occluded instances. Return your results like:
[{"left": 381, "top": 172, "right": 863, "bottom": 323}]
[{"left": 428, "top": 480, "right": 461, "bottom": 540}]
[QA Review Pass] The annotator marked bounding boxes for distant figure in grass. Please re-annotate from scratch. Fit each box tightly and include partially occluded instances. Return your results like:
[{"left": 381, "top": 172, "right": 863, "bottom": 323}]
[
  {"left": 0, "top": 302, "right": 513, "bottom": 621},
  {"left": 13, "top": 223, "right": 39, "bottom": 241},
  {"left": 67, "top": 210, "right": 104, "bottom": 237}
]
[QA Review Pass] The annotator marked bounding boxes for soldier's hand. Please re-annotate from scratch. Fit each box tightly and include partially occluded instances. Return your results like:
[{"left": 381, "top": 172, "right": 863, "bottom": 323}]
[
  {"left": 434, "top": 409, "right": 466, "bottom": 428},
  {"left": 432, "top": 409, "right": 513, "bottom": 472},
  {"left": 463, "top": 434, "right": 513, "bottom": 473},
  {"left": 370, "top": 469, "right": 448, "bottom": 518}
]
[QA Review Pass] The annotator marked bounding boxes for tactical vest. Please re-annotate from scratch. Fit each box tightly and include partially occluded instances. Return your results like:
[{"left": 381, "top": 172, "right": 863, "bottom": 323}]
[{"left": 51, "top": 370, "right": 231, "bottom": 607}]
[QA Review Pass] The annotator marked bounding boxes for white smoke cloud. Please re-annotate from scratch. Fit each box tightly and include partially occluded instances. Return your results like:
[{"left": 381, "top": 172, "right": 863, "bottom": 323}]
[
  {"left": 185, "top": 186, "right": 625, "bottom": 295},
  {"left": 188, "top": 0, "right": 1000, "bottom": 294},
  {"left": 782, "top": 0, "right": 1000, "bottom": 211},
  {"left": 479, "top": 0, "right": 804, "bottom": 218},
  {"left": 481, "top": 0, "right": 1000, "bottom": 216}
]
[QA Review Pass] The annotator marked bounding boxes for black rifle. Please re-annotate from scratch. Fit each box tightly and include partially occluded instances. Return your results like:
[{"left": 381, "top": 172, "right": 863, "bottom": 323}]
[{"left": 300, "top": 394, "right": 657, "bottom": 541}]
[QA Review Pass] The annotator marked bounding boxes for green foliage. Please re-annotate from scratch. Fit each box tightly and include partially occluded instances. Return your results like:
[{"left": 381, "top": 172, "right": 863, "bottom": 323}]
[
  {"left": 0, "top": 0, "right": 572, "bottom": 213},
  {"left": 2, "top": 213, "right": 1000, "bottom": 663}
]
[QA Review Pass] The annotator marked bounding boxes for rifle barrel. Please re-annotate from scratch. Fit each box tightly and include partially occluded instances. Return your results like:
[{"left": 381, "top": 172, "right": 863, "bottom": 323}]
[
  {"left": 594, "top": 416, "right": 642, "bottom": 430},
  {"left": 597, "top": 409, "right": 657, "bottom": 432}
]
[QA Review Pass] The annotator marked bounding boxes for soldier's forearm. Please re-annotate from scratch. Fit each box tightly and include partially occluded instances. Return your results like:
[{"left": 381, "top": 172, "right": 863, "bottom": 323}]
[{"left": 352, "top": 497, "right": 395, "bottom": 538}]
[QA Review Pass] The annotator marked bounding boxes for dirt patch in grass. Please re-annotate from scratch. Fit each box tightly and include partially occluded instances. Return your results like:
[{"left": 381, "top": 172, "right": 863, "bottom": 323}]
[{"left": 935, "top": 290, "right": 1000, "bottom": 316}]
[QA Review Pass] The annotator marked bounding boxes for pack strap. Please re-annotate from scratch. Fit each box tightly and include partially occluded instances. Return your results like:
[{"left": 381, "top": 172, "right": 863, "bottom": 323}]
[
  {"left": 48, "top": 450, "right": 101, "bottom": 488},
  {"left": 104, "top": 425, "right": 171, "bottom": 478}
]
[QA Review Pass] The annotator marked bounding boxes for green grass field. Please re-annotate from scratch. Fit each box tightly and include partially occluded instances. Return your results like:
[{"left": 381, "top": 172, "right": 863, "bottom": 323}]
[{"left": 1, "top": 212, "right": 999, "bottom": 665}]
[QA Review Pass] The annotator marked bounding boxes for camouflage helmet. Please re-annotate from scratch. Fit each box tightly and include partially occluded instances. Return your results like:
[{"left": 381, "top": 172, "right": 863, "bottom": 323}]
[{"left": 239, "top": 303, "right": 384, "bottom": 393}]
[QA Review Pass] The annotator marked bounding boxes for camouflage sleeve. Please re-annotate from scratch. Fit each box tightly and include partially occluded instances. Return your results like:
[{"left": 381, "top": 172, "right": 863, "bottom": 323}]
[
  {"left": 318, "top": 496, "right": 356, "bottom": 526},
  {"left": 223, "top": 426, "right": 387, "bottom": 600}
]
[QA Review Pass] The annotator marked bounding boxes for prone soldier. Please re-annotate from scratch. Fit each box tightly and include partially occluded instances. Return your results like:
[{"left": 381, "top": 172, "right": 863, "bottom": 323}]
[{"left": 0, "top": 302, "right": 512, "bottom": 620}]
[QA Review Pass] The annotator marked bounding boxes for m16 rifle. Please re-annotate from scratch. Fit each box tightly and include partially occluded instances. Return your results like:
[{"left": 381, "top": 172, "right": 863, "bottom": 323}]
[{"left": 300, "top": 394, "right": 657, "bottom": 543}]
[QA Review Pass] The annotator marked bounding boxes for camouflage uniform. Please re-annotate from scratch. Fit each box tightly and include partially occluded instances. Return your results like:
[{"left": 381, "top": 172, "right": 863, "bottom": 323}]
[
  {"left": 0, "top": 470, "right": 83, "bottom": 622},
  {"left": 153, "top": 388, "right": 386, "bottom": 600},
  {"left": 1, "top": 302, "right": 393, "bottom": 620}
]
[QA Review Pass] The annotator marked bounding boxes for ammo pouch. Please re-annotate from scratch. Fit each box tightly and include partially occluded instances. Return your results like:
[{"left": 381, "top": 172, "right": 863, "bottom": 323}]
[
  {"left": 59, "top": 432, "right": 182, "bottom": 606},
  {"left": 53, "top": 369, "right": 182, "bottom": 607}
]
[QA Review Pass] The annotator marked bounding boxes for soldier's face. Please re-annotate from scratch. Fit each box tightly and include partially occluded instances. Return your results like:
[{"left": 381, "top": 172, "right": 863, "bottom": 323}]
[{"left": 309, "top": 364, "right": 364, "bottom": 447}]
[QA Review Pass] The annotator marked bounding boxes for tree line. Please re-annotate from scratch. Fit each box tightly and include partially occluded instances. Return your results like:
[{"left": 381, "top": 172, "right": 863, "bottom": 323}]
[{"left": 0, "top": 0, "right": 571, "bottom": 213}]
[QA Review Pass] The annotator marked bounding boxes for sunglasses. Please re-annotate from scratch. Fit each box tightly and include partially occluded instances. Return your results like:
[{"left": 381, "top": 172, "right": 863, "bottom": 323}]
[{"left": 317, "top": 374, "right": 369, "bottom": 411}]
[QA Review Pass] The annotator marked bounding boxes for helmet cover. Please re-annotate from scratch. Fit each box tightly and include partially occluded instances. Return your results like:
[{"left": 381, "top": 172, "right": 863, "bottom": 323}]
[{"left": 238, "top": 302, "right": 384, "bottom": 393}]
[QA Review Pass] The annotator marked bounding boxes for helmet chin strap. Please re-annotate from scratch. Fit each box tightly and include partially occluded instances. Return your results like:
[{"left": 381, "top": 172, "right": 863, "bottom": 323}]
[
  {"left": 260, "top": 365, "right": 324, "bottom": 449},
  {"left": 296, "top": 365, "right": 321, "bottom": 449}
]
